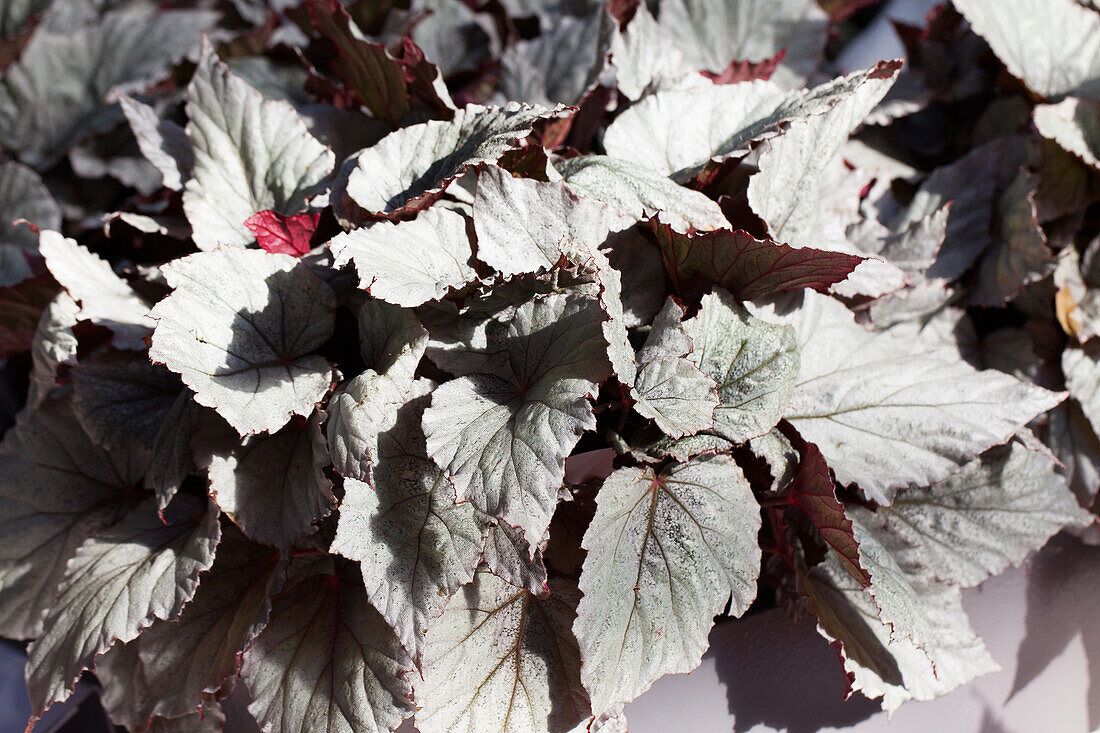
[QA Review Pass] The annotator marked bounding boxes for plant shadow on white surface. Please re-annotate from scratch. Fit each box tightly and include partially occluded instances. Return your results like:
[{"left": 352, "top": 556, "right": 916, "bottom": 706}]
[
  {"left": 1011, "top": 534, "right": 1100, "bottom": 731},
  {"left": 710, "top": 614, "right": 880, "bottom": 733}
]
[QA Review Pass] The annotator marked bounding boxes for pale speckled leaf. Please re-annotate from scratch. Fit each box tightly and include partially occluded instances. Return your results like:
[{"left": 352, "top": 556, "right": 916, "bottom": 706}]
[
  {"left": 877, "top": 441, "right": 1092, "bottom": 588},
  {"left": 183, "top": 40, "right": 334, "bottom": 250},
  {"left": 150, "top": 390, "right": 200, "bottom": 512},
  {"left": 953, "top": 0, "right": 1100, "bottom": 100},
  {"left": 330, "top": 207, "right": 476, "bottom": 307},
  {"left": 499, "top": 7, "right": 607, "bottom": 106},
  {"left": 747, "top": 64, "right": 900, "bottom": 295},
  {"left": 657, "top": 0, "right": 827, "bottom": 87},
  {"left": 481, "top": 518, "right": 549, "bottom": 596},
  {"left": 71, "top": 350, "right": 181, "bottom": 450},
  {"left": 1035, "top": 97, "right": 1100, "bottom": 172},
  {"left": 0, "top": 160, "right": 60, "bottom": 288},
  {"left": 1064, "top": 343, "right": 1100, "bottom": 439},
  {"left": 683, "top": 289, "right": 798, "bottom": 444},
  {"left": 798, "top": 535, "right": 998, "bottom": 714},
  {"left": 241, "top": 556, "right": 416, "bottom": 733},
  {"left": 555, "top": 155, "right": 729, "bottom": 233},
  {"left": 602, "top": 62, "right": 901, "bottom": 180},
  {"left": 330, "top": 383, "right": 485, "bottom": 667},
  {"left": 422, "top": 293, "right": 611, "bottom": 549},
  {"left": 201, "top": 410, "right": 334, "bottom": 548},
  {"left": 335, "top": 103, "right": 564, "bottom": 220},
  {"left": 574, "top": 455, "right": 761, "bottom": 712},
  {"left": 0, "top": 5, "right": 216, "bottom": 168},
  {"left": 473, "top": 166, "right": 628, "bottom": 277},
  {"left": 96, "top": 527, "right": 283, "bottom": 728},
  {"left": 119, "top": 95, "right": 193, "bottom": 192},
  {"left": 603, "top": 228, "right": 667, "bottom": 329},
  {"left": 25, "top": 494, "right": 221, "bottom": 718},
  {"left": 0, "top": 393, "right": 146, "bottom": 640},
  {"left": 417, "top": 571, "right": 589, "bottom": 733},
  {"left": 754, "top": 290, "right": 1065, "bottom": 504},
  {"left": 38, "top": 230, "right": 150, "bottom": 350},
  {"left": 149, "top": 247, "right": 336, "bottom": 437},
  {"left": 633, "top": 298, "right": 718, "bottom": 438},
  {"left": 608, "top": 3, "right": 698, "bottom": 102}
]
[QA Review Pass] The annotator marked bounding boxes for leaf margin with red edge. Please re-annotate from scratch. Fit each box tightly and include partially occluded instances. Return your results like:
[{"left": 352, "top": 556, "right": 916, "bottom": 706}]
[
  {"left": 701, "top": 49, "right": 788, "bottom": 85},
  {"left": 650, "top": 217, "right": 866, "bottom": 301}
]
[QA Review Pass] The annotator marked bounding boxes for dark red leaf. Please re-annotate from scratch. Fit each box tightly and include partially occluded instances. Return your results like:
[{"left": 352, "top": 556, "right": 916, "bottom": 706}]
[
  {"left": 394, "top": 37, "right": 456, "bottom": 119},
  {"left": 650, "top": 219, "right": 865, "bottom": 301},
  {"left": 786, "top": 442, "right": 871, "bottom": 588},
  {"left": 244, "top": 211, "right": 321, "bottom": 257},
  {"left": 308, "top": 0, "right": 411, "bottom": 128},
  {"left": 0, "top": 270, "right": 58, "bottom": 358},
  {"left": 701, "top": 49, "right": 787, "bottom": 84}
]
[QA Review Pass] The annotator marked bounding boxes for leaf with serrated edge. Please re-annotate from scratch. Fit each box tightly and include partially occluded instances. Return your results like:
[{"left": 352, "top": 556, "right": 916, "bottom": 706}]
[
  {"left": 1035, "top": 98, "right": 1100, "bottom": 172},
  {"left": 119, "top": 95, "right": 193, "bottom": 192},
  {"left": 602, "top": 61, "right": 901, "bottom": 180},
  {"left": 95, "top": 526, "right": 282, "bottom": 728},
  {"left": 878, "top": 440, "right": 1092, "bottom": 588},
  {"left": 683, "top": 288, "right": 799, "bottom": 445},
  {"left": 201, "top": 410, "right": 334, "bottom": 548},
  {"left": 336, "top": 102, "right": 565, "bottom": 220},
  {"left": 25, "top": 494, "right": 221, "bottom": 718},
  {"left": 798, "top": 537, "right": 998, "bottom": 714},
  {"left": 183, "top": 39, "right": 334, "bottom": 250},
  {"left": 753, "top": 291, "right": 1065, "bottom": 504},
  {"left": 241, "top": 556, "right": 415, "bottom": 733},
  {"left": 953, "top": 0, "right": 1100, "bottom": 100},
  {"left": 556, "top": 155, "right": 728, "bottom": 233},
  {"left": 481, "top": 518, "right": 549, "bottom": 596},
  {"left": 417, "top": 571, "right": 589, "bottom": 733},
  {"left": 423, "top": 293, "right": 610, "bottom": 549},
  {"left": 473, "top": 166, "right": 629, "bottom": 277},
  {"left": 651, "top": 219, "right": 865, "bottom": 301},
  {"left": 632, "top": 298, "right": 718, "bottom": 438},
  {"left": 574, "top": 455, "right": 761, "bottom": 712},
  {"left": 38, "top": 230, "right": 150, "bottom": 350},
  {"left": 0, "top": 393, "right": 147, "bottom": 639},
  {"left": 330, "top": 382, "right": 485, "bottom": 666},
  {"left": 149, "top": 247, "right": 336, "bottom": 437},
  {"left": 330, "top": 207, "right": 476, "bottom": 307}
]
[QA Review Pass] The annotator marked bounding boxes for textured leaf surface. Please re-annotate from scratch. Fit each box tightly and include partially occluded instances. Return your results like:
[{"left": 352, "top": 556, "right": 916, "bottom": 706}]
[
  {"left": 481, "top": 518, "right": 550, "bottom": 596},
  {"left": 0, "top": 5, "right": 215, "bottom": 167},
  {"left": 201, "top": 411, "right": 334, "bottom": 547},
  {"left": 96, "top": 527, "right": 282, "bottom": 728},
  {"left": 500, "top": 8, "right": 606, "bottom": 105},
  {"left": 38, "top": 230, "right": 150, "bottom": 350},
  {"left": 0, "top": 394, "right": 146, "bottom": 639},
  {"left": 799, "top": 530, "right": 998, "bottom": 713},
  {"left": 26, "top": 494, "right": 220, "bottom": 717},
  {"left": 652, "top": 220, "right": 864, "bottom": 302},
  {"left": 1036, "top": 98, "right": 1100, "bottom": 173},
  {"left": 632, "top": 298, "right": 718, "bottom": 438},
  {"left": 417, "top": 571, "right": 589, "bottom": 733},
  {"left": 423, "top": 293, "right": 610, "bottom": 548},
  {"left": 0, "top": 160, "right": 59, "bottom": 288},
  {"left": 878, "top": 441, "right": 1091, "bottom": 588},
  {"left": 149, "top": 247, "right": 336, "bottom": 436},
  {"left": 953, "top": 0, "right": 1100, "bottom": 99},
  {"left": 337, "top": 103, "right": 563, "bottom": 219},
  {"left": 603, "top": 62, "right": 900, "bottom": 180},
  {"left": 656, "top": 0, "right": 827, "bottom": 87},
  {"left": 555, "top": 155, "right": 728, "bottom": 233},
  {"left": 683, "top": 289, "right": 799, "bottom": 444},
  {"left": 241, "top": 557, "right": 416, "bottom": 733},
  {"left": 330, "top": 383, "right": 485, "bottom": 666},
  {"left": 71, "top": 351, "right": 180, "bottom": 450},
  {"left": 330, "top": 207, "right": 475, "bottom": 306},
  {"left": 244, "top": 210, "right": 320, "bottom": 257},
  {"left": 183, "top": 40, "right": 334, "bottom": 250},
  {"left": 119, "top": 95, "right": 193, "bottom": 193},
  {"left": 758, "top": 291, "right": 1065, "bottom": 503},
  {"left": 574, "top": 455, "right": 761, "bottom": 712},
  {"left": 474, "top": 166, "right": 627, "bottom": 276}
]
